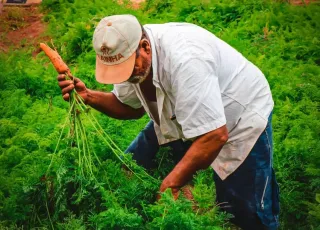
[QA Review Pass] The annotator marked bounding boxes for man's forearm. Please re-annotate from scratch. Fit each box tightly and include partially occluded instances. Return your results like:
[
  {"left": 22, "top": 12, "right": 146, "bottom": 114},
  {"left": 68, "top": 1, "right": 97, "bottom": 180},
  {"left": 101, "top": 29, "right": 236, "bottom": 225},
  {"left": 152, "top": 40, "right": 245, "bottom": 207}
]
[
  {"left": 160, "top": 125, "right": 228, "bottom": 191},
  {"left": 86, "top": 89, "right": 145, "bottom": 120}
]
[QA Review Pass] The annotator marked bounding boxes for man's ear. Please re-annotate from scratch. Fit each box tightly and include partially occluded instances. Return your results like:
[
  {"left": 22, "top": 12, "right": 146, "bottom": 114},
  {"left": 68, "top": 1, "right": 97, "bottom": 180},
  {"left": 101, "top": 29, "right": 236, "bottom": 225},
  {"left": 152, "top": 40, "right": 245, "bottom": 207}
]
[{"left": 139, "top": 39, "right": 151, "bottom": 54}]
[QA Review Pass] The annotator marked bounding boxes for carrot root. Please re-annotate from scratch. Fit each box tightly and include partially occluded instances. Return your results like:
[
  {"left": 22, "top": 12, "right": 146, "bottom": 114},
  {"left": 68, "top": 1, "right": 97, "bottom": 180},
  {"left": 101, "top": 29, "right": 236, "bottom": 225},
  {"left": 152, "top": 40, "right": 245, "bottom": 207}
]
[{"left": 40, "top": 43, "right": 71, "bottom": 75}]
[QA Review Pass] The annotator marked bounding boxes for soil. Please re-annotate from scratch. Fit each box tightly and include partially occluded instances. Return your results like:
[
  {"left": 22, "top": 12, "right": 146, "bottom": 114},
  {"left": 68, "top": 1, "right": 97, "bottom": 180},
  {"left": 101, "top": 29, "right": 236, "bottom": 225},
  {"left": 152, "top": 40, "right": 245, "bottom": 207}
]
[
  {"left": 118, "top": 0, "right": 145, "bottom": 9},
  {"left": 0, "top": 5, "right": 46, "bottom": 55},
  {"left": 0, "top": 0, "right": 145, "bottom": 55},
  {"left": 290, "top": 0, "right": 320, "bottom": 4},
  {"left": 129, "top": 0, "right": 145, "bottom": 9}
]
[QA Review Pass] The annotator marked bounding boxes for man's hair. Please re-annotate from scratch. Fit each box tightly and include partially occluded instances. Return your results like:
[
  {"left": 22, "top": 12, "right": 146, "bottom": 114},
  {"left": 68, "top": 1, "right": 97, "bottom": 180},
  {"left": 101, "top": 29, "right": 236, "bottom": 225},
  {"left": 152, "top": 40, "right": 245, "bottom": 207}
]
[{"left": 136, "top": 24, "right": 149, "bottom": 57}]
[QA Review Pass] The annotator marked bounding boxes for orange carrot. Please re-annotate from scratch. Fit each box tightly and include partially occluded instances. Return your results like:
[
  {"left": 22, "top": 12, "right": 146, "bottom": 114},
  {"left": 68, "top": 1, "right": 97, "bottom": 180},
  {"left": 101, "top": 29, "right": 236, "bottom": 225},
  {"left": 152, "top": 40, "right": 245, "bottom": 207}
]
[{"left": 40, "top": 43, "right": 71, "bottom": 75}]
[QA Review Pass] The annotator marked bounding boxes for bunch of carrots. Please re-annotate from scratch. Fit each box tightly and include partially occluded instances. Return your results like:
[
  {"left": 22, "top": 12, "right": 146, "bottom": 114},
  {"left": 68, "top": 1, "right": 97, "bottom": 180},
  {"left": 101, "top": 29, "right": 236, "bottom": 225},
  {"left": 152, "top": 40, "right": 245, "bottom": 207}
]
[{"left": 40, "top": 43, "right": 154, "bottom": 183}]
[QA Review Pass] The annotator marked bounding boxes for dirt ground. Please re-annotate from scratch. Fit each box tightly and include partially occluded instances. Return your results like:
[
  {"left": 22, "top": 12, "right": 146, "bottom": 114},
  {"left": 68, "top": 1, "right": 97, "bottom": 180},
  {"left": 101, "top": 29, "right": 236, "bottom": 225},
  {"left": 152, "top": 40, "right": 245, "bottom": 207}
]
[
  {"left": 290, "top": 0, "right": 319, "bottom": 4},
  {"left": 0, "top": 0, "right": 145, "bottom": 54},
  {"left": 0, "top": 5, "right": 46, "bottom": 54},
  {"left": 119, "top": 0, "right": 145, "bottom": 9}
]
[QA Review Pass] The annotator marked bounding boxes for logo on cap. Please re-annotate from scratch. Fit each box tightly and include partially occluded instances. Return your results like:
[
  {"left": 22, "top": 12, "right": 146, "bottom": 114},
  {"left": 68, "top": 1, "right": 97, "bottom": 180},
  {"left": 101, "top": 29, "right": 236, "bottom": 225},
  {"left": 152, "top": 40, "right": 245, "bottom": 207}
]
[
  {"left": 99, "top": 44, "right": 124, "bottom": 63},
  {"left": 100, "top": 45, "right": 111, "bottom": 55}
]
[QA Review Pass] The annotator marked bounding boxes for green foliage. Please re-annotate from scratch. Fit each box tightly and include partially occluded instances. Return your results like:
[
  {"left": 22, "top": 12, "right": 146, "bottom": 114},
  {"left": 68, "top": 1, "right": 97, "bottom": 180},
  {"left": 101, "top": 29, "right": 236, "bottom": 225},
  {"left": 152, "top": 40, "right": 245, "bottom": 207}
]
[
  {"left": 304, "top": 194, "right": 320, "bottom": 229},
  {"left": 144, "top": 187, "right": 229, "bottom": 230},
  {"left": 0, "top": 0, "right": 319, "bottom": 229},
  {"left": 90, "top": 207, "right": 143, "bottom": 229}
]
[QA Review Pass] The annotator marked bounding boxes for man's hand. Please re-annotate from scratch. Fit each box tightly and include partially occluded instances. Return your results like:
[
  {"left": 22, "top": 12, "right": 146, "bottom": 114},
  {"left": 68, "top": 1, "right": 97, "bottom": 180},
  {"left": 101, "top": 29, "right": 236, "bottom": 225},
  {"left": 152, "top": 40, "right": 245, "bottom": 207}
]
[
  {"left": 57, "top": 74, "right": 89, "bottom": 103},
  {"left": 158, "top": 181, "right": 194, "bottom": 201},
  {"left": 158, "top": 125, "right": 228, "bottom": 200},
  {"left": 159, "top": 179, "right": 180, "bottom": 200}
]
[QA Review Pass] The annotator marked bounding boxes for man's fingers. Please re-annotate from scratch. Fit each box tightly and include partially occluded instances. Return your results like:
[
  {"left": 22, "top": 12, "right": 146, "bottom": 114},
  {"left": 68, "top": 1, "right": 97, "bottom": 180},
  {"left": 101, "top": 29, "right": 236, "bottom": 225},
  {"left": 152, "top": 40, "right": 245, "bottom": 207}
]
[
  {"left": 63, "top": 93, "right": 70, "bottom": 101},
  {"left": 58, "top": 80, "right": 73, "bottom": 89},
  {"left": 171, "top": 188, "right": 180, "bottom": 200},
  {"left": 57, "top": 74, "right": 66, "bottom": 81},
  {"left": 57, "top": 74, "right": 75, "bottom": 81},
  {"left": 73, "top": 77, "right": 81, "bottom": 83},
  {"left": 61, "top": 84, "right": 75, "bottom": 95},
  {"left": 181, "top": 186, "right": 194, "bottom": 201},
  {"left": 157, "top": 188, "right": 180, "bottom": 201}
]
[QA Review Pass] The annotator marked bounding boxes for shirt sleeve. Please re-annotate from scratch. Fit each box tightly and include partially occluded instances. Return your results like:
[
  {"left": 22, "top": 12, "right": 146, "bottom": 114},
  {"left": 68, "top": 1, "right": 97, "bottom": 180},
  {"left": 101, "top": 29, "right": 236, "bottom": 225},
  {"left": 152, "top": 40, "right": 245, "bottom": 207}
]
[
  {"left": 112, "top": 82, "right": 142, "bottom": 109},
  {"left": 171, "top": 57, "right": 226, "bottom": 139}
]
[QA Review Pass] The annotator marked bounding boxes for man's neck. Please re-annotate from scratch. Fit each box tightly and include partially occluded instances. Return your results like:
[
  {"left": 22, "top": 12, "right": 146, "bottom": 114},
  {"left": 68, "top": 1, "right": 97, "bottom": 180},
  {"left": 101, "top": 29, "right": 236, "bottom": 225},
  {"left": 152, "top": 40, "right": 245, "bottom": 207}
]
[{"left": 139, "top": 70, "right": 157, "bottom": 102}]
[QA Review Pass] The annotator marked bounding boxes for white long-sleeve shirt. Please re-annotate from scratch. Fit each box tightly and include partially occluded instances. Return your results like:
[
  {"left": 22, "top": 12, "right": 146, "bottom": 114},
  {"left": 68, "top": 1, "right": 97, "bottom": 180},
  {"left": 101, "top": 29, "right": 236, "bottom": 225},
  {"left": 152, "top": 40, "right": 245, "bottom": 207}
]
[{"left": 112, "top": 23, "right": 274, "bottom": 180}]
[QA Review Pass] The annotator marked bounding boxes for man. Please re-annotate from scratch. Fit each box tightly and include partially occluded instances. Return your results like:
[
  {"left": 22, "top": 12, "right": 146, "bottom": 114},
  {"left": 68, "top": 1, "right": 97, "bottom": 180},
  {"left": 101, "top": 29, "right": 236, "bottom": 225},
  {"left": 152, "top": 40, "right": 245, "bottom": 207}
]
[{"left": 58, "top": 15, "right": 280, "bottom": 229}]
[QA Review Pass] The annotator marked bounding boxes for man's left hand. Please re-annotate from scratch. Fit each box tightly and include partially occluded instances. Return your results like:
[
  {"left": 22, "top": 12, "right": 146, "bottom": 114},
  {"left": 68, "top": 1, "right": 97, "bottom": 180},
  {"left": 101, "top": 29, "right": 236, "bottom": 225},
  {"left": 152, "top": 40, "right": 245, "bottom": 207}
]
[
  {"left": 157, "top": 125, "right": 228, "bottom": 201},
  {"left": 159, "top": 177, "right": 180, "bottom": 200},
  {"left": 158, "top": 177, "right": 194, "bottom": 201}
]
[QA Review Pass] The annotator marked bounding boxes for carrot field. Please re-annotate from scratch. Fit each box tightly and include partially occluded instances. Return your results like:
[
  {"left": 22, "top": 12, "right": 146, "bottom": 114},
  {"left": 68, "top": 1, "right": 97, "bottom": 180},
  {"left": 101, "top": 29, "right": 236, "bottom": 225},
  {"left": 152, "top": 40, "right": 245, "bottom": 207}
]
[{"left": 0, "top": 0, "right": 319, "bottom": 229}]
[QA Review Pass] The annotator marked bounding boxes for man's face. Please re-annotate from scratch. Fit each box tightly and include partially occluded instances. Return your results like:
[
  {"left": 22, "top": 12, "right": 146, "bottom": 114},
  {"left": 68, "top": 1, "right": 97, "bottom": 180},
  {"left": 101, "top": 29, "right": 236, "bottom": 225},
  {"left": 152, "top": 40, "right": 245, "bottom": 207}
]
[{"left": 127, "top": 40, "right": 152, "bottom": 84}]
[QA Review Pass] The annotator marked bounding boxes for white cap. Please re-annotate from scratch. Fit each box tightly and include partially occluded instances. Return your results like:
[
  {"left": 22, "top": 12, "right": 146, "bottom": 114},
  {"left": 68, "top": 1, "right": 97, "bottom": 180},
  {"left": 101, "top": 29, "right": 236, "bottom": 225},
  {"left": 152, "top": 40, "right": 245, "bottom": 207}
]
[{"left": 93, "top": 15, "right": 142, "bottom": 84}]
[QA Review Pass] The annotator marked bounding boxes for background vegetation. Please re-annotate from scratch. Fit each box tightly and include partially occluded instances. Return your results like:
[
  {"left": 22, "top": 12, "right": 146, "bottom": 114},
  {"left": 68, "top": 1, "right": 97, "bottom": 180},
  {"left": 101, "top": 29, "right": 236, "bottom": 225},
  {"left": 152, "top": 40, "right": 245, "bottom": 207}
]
[{"left": 0, "top": 0, "right": 319, "bottom": 229}]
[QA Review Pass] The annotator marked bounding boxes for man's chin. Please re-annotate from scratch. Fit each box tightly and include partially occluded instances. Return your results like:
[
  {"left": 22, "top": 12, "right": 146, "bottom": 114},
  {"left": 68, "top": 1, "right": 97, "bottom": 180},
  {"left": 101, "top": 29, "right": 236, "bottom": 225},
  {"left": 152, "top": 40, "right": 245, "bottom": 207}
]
[{"left": 127, "top": 75, "right": 147, "bottom": 84}]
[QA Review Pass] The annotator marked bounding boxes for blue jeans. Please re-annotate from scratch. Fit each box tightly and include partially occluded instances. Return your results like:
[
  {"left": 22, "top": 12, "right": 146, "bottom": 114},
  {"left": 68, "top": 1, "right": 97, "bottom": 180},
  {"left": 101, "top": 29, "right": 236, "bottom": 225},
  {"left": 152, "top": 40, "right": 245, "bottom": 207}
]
[{"left": 125, "top": 114, "right": 280, "bottom": 229}]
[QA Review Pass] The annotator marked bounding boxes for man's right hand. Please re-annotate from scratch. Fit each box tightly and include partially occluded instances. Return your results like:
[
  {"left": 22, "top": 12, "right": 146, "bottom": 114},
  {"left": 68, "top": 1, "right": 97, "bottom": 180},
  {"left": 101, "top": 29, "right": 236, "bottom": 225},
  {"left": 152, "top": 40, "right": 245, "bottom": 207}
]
[{"left": 57, "top": 74, "right": 89, "bottom": 103}]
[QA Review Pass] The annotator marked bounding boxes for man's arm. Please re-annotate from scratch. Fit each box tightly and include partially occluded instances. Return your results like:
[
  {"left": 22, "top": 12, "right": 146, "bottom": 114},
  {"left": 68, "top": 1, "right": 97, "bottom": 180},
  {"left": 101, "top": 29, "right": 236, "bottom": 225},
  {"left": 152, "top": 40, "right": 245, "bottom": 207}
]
[
  {"left": 159, "top": 125, "right": 228, "bottom": 196},
  {"left": 58, "top": 74, "right": 145, "bottom": 120},
  {"left": 86, "top": 89, "right": 145, "bottom": 120}
]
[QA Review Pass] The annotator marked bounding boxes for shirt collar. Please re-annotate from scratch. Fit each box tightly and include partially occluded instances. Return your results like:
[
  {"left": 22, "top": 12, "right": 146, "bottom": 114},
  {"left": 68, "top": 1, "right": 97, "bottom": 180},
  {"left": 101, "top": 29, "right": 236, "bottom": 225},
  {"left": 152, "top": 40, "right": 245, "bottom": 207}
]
[{"left": 144, "top": 25, "right": 160, "bottom": 85}]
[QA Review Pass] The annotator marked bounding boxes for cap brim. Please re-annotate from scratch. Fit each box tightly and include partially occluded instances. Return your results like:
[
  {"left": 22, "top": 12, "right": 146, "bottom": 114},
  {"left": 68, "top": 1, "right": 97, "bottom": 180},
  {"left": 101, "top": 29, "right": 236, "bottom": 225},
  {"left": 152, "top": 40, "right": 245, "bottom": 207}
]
[{"left": 95, "top": 52, "right": 136, "bottom": 84}]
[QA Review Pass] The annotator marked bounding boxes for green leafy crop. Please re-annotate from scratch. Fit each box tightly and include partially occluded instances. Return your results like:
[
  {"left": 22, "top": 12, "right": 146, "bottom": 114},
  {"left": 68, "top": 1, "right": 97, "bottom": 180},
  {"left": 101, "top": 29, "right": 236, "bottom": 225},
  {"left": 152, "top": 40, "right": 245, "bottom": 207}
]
[{"left": 0, "top": 0, "right": 319, "bottom": 229}]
